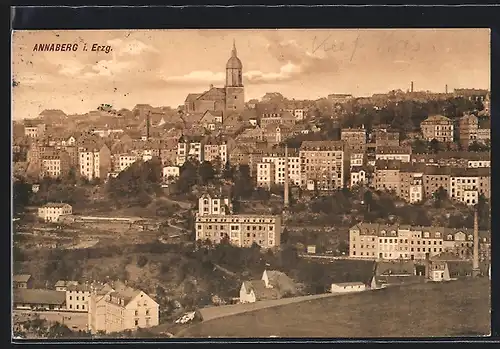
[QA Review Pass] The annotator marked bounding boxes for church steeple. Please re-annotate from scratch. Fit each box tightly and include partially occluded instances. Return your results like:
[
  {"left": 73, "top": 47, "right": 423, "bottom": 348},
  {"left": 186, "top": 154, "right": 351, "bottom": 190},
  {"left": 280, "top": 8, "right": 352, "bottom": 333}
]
[
  {"left": 225, "top": 39, "right": 243, "bottom": 87},
  {"left": 232, "top": 39, "right": 237, "bottom": 57}
]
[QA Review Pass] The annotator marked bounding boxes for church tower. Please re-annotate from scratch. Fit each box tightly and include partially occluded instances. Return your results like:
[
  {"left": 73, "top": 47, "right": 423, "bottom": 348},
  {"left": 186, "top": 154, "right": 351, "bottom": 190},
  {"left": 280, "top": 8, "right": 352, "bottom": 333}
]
[{"left": 225, "top": 40, "right": 245, "bottom": 113}]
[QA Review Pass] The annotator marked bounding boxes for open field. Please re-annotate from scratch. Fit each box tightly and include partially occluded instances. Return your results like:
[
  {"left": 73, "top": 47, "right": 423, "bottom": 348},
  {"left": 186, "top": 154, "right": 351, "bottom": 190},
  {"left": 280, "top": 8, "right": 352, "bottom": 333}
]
[{"left": 178, "top": 278, "right": 490, "bottom": 338}]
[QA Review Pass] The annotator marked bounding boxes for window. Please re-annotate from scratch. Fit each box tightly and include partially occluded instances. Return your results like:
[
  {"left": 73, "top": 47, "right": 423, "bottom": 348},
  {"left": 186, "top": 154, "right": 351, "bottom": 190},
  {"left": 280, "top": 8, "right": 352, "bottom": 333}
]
[
  {"left": 82, "top": 296, "right": 85, "bottom": 301},
  {"left": 82, "top": 304, "right": 85, "bottom": 310},
  {"left": 76, "top": 296, "right": 79, "bottom": 301},
  {"left": 135, "top": 319, "right": 139, "bottom": 326},
  {"left": 76, "top": 304, "right": 79, "bottom": 309},
  {"left": 69, "top": 296, "right": 72, "bottom": 300},
  {"left": 146, "top": 309, "right": 150, "bottom": 315},
  {"left": 70, "top": 304, "right": 72, "bottom": 309},
  {"left": 135, "top": 310, "right": 139, "bottom": 316}
]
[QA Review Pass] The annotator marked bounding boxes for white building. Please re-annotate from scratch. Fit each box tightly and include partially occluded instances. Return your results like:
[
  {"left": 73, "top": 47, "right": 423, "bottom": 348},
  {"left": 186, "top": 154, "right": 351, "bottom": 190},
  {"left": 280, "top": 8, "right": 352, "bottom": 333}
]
[
  {"left": 162, "top": 166, "right": 180, "bottom": 180},
  {"left": 349, "top": 153, "right": 364, "bottom": 169},
  {"left": 118, "top": 154, "right": 139, "bottom": 172},
  {"left": 38, "top": 203, "right": 72, "bottom": 222},
  {"left": 198, "top": 192, "right": 233, "bottom": 216},
  {"left": 376, "top": 146, "right": 411, "bottom": 163},
  {"left": 350, "top": 168, "right": 366, "bottom": 188},
  {"left": 176, "top": 136, "right": 204, "bottom": 166},
  {"left": 79, "top": 145, "right": 112, "bottom": 180},
  {"left": 428, "top": 261, "right": 451, "bottom": 282},
  {"left": 467, "top": 160, "right": 490, "bottom": 168},
  {"left": 256, "top": 162, "right": 275, "bottom": 189},
  {"left": 261, "top": 153, "right": 301, "bottom": 187},
  {"left": 330, "top": 282, "right": 366, "bottom": 293}
]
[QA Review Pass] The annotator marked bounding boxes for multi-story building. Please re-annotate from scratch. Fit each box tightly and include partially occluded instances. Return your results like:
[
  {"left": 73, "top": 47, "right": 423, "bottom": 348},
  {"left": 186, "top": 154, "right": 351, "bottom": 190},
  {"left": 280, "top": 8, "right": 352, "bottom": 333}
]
[
  {"left": 37, "top": 203, "right": 72, "bottom": 222},
  {"left": 195, "top": 193, "right": 281, "bottom": 249},
  {"left": 411, "top": 151, "right": 490, "bottom": 168},
  {"left": 79, "top": 145, "right": 112, "bottom": 180},
  {"left": 423, "top": 166, "right": 451, "bottom": 198},
  {"left": 458, "top": 114, "right": 478, "bottom": 148},
  {"left": 66, "top": 283, "right": 91, "bottom": 312},
  {"left": 375, "top": 145, "right": 412, "bottom": 163},
  {"left": 256, "top": 162, "right": 275, "bottom": 189},
  {"left": 24, "top": 119, "right": 47, "bottom": 139},
  {"left": 477, "top": 118, "right": 491, "bottom": 145},
  {"left": 350, "top": 222, "right": 491, "bottom": 261},
  {"left": 259, "top": 111, "right": 296, "bottom": 129},
  {"left": 449, "top": 167, "right": 491, "bottom": 205},
  {"left": 299, "top": 141, "right": 345, "bottom": 191},
  {"left": 177, "top": 135, "right": 204, "bottom": 166},
  {"left": 259, "top": 148, "right": 301, "bottom": 187},
  {"left": 349, "top": 152, "right": 365, "bottom": 169},
  {"left": 203, "top": 139, "right": 228, "bottom": 166},
  {"left": 420, "top": 115, "right": 454, "bottom": 142},
  {"left": 40, "top": 151, "right": 70, "bottom": 178},
  {"left": 341, "top": 127, "right": 366, "bottom": 154},
  {"left": 374, "top": 159, "right": 401, "bottom": 193},
  {"left": 398, "top": 163, "right": 426, "bottom": 204},
  {"left": 162, "top": 166, "right": 180, "bottom": 181},
  {"left": 88, "top": 282, "right": 159, "bottom": 334},
  {"left": 350, "top": 167, "right": 367, "bottom": 188},
  {"left": 117, "top": 154, "right": 139, "bottom": 172},
  {"left": 285, "top": 108, "right": 305, "bottom": 121},
  {"left": 373, "top": 130, "right": 400, "bottom": 149}
]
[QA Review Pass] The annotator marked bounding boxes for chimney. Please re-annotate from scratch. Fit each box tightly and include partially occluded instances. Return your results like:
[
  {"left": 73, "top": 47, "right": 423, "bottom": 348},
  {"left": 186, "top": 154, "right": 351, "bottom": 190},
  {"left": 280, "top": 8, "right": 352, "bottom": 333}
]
[
  {"left": 410, "top": 81, "right": 414, "bottom": 93},
  {"left": 284, "top": 145, "right": 290, "bottom": 208},
  {"left": 472, "top": 206, "right": 480, "bottom": 277},
  {"left": 146, "top": 111, "right": 151, "bottom": 140},
  {"left": 210, "top": 84, "right": 214, "bottom": 89},
  {"left": 445, "top": 84, "right": 448, "bottom": 94}
]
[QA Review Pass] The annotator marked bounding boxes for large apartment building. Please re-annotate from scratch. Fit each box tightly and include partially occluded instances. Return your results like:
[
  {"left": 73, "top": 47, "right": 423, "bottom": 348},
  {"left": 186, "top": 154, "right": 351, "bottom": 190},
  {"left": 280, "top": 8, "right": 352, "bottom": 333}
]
[
  {"left": 374, "top": 159, "right": 402, "bottom": 193},
  {"left": 195, "top": 193, "right": 281, "bottom": 249},
  {"left": 24, "top": 120, "right": 47, "bottom": 139},
  {"left": 37, "top": 203, "right": 73, "bottom": 222},
  {"left": 79, "top": 144, "right": 112, "bottom": 180},
  {"left": 341, "top": 127, "right": 366, "bottom": 153},
  {"left": 458, "top": 114, "right": 479, "bottom": 148},
  {"left": 349, "top": 223, "right": 490, "bottom": 261},
  {"left": 177, "top": 135, "right": 204, "bottom": 166},
  {"left": 420, "top": 115, "right": 454, "bottom": 142},
  {"left": 40, "top": 151, "right": 70, "bottom": 178},
  {"left": 375, "top": 145, "right": 412, "bottom": 163},
  {"left": 256, "top": 148, "right": 301, "bottom": 188},
  {"left": 299, "top": 140, "right": 345, "bottom": 191}
]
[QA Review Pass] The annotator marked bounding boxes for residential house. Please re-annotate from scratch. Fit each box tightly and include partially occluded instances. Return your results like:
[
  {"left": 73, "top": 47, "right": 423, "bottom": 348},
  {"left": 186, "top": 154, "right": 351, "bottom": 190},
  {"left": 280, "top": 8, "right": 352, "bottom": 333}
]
[
  {"left": 260, "top": 111, "right": 296, "bottom": 129},
  {"left": 341, "top": 126, "right": 366, "bottom": 154},
  {"left": 240, "top": 270, "right": 296, "bottom": 303},
  {"left": 79, "top": 144, "right": 112, "bottom": 180},
  {"left": 398, "top": 163, "right": 425, "bottom": 203},
  {"left": 66, "top": 283, "right": 92, "bottom": 312},
  {"left": 24, "top": 119, "right": 47, "bottom": 139},
  {"left": 423, "top": 166, "right": 451, "bottom": 198},
  {"left": 449, "top": 167, "right": 491, "bottom": 205},
  {"left": 420, "top": 115, "right": 454, "bottom": 142},
  {"left": 162, "top": 166, "right": 180, "bottom": 181},
  {"left": 87, "top": 282, "right": 159, "bottom": 334},
  {"left": 13, "top": 274, "right": 34, "bottom": 289},
  {"left": 259, "top": 147, "right": 301, "bottom": 187},
  {"left": 427, "top": 260, "right": 451, "bottom": 282},
  {"left": 476, "top": 118, "right": 491, "bottom": 145},
  {"left": 40, "top": 151, "right": 71, "bottom": 179},
  {"left": 373, "top": 129, "right": 400, "bottom": 149},
  {"left": 38, "top": 203, "right": 73, "bottom": 222},
  {"left": 200, "top": 110, "right": 224, "bottom": 130},
  {"left": 176, "top": 135, "right": 205, "bottom": 166},
  {"left": 350, "top": 167, "right": 367, "bottom": 188},
  {"left": 375, "top": 145, "right": 412, "bottom": 163},
  {"left": 54, "top": 280, "right": 79, "bottom": 292}
]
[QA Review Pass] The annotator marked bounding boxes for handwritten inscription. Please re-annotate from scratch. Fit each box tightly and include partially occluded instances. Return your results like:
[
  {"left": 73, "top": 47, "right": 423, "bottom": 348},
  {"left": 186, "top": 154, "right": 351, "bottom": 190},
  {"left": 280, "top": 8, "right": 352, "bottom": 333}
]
[
  {"left": 32, "top": 43, "right": 112, "bottom": 53},
  {"left": 311, "top": 32, "right": 427, "bottom": 61}
]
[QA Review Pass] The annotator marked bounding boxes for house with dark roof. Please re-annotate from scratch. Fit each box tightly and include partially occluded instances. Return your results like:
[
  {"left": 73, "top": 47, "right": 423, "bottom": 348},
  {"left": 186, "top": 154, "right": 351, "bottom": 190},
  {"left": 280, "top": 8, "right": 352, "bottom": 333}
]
[{"left": 13, "top": 274, "right": 33, "bottom": 289}]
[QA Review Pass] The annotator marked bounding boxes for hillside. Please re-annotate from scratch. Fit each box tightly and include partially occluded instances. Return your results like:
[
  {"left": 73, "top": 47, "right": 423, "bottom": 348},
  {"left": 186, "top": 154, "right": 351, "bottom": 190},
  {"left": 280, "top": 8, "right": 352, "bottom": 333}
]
[{"left": 178, "top": 278, "right": 490, "bottom": 338}]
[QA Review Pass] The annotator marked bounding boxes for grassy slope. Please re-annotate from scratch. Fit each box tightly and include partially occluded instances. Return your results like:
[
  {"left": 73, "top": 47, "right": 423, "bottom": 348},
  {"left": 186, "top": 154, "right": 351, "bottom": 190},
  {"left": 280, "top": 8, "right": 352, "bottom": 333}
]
[{"left": 179, "top": 278, "right": 490, "bottom": 338}]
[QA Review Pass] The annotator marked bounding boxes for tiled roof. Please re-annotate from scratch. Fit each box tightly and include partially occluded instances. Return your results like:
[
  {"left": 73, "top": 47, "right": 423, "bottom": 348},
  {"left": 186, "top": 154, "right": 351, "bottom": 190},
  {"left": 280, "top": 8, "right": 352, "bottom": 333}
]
[
  {"left": 375, "top": 159, "right": 402, "bottom": 170},
  {"left": 300, "top": 140, "right": 345, "bottom": 151},
  {"left": 42, "top": 202, "right": 71, "bottom": 208},
  {"left": 265, "top": 270, "right": 296, "bottom": 295},
  {"left": 14, "top": 289, "right": 66, "bottom": 305},
  {"left": 243, "top": 280, "right": 280, "bottom": 301}
]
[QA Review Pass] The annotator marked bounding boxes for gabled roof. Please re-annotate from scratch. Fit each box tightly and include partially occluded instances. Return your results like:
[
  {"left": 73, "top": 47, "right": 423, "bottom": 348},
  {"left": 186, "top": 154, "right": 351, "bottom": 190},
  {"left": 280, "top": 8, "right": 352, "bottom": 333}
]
[
  {"left": 264, "top": 270, "right": 296, "bottom": 295},
  {"left": 13, "top": 274, "right": 32, "bottom": 283},
  {"left": 14, "top": 289, "right": 66, "bottom": 305},
  {"left": 243, "top": 280, "right": 280, "bottom": 301}
]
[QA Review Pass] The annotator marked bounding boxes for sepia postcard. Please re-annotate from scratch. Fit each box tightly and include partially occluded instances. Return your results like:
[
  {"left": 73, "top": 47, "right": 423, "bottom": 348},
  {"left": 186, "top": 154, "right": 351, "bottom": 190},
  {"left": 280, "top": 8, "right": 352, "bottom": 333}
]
[{"left": 12, "top": 28, "right": 491, "bottom": 340}]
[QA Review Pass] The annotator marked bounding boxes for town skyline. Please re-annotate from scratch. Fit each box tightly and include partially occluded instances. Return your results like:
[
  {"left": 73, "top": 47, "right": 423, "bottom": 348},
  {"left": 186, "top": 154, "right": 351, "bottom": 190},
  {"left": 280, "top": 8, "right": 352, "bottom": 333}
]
[{"left": 12, "top": 29, "right": 490, "bottom": 119}]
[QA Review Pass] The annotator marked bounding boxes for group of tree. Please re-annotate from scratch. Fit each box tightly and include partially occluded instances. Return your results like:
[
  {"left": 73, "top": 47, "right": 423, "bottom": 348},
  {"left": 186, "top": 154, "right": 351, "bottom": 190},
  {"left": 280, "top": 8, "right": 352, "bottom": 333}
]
[{"left": 106, "top": 158, "right": 163, "bottom": 207}]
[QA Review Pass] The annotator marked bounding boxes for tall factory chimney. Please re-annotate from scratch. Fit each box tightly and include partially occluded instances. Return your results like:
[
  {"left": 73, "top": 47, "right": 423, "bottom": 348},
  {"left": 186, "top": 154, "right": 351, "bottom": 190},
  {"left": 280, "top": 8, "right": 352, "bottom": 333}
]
[
  {"left": 445, "top": 84, "right": 448, "bottom": 94},
  {"left": 284, "top": 144, "right": 290, "bottom": 209},
  {"left": 410, "top": 81, "right": 414, "bottom": 93},
  {"left": 472, "top": 206, "right": 480, "bottom": 277},
  {"left": 146, "top": 111, "right": 151, "bottom": 140}
]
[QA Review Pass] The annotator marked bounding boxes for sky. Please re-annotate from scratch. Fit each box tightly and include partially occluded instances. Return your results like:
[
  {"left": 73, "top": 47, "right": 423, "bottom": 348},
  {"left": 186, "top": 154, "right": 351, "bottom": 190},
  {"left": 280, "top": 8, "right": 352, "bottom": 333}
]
[{"left": 12, "top": 29, "right": 490, "bottom": 119}]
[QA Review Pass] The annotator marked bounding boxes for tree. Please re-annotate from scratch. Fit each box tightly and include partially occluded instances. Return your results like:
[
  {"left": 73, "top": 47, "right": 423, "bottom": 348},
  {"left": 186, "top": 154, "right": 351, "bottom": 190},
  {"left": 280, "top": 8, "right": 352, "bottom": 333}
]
[
  {"left": 222, "top": 161, "right": 234, "bottom": 180},
  {"left": 47, "top": 322, "right": 72, "bottom": 339},
  {"left": 429, "top": 139, "right": 442, "bottom": 154},
  {"left": 198, "top": 161, "right": 215, "bottom": 185},
  {"left": 174, "top": 160, "right": 198, "bottom": 194},
  {"left": 411, "top": 139, "right": 429, "bottom": 154}
]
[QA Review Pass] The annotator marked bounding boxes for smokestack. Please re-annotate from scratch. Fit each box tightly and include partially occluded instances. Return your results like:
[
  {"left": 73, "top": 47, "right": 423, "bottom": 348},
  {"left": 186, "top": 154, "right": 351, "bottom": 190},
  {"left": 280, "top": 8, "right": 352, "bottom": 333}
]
[
  {"left": 284, "top": 145, "right": 290, "bottom": 209},
  {"left": 445, "top": 84, "right": 448, "bottom": 94},
  {"left": 146, "top": 111, "right": 151, "bottom": 140},
  {"left": 472, "top": 206, "right": 480, "bottom": 277},
  {"left": 410, "top": 81, "right": 414, "bottom": 93}
]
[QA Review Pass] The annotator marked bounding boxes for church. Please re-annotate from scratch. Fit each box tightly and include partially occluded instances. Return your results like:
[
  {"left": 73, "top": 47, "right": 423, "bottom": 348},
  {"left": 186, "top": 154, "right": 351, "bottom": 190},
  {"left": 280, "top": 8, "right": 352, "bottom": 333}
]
[{"left": 184, "top": 41, "right": 245, "bottom": 116}]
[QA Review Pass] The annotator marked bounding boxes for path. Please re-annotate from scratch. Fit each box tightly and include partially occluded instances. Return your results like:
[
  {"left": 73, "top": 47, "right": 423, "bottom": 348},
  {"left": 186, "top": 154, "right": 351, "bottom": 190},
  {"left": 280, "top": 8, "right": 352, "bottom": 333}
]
[{"left": 13, "top": 310, "right": 88, "bottom": 331}]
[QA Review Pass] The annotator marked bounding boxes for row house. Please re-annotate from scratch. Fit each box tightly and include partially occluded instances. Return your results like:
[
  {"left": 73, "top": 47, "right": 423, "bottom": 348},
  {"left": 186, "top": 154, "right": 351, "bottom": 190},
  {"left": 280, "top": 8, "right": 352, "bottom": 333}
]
[
  {"left": 256, "top": 148, "right": 301, "bottom": 189},
  {"left": 375, "top": 145, "right": 412, "bottom": 163},
  {"left": 411, "top": 151, "right": 490, "bottom": 168},
  {"left": 176, "top": 135, "right": 204, "bottom": 166},
  {"left": 349, "top": 223, "right": 490, "bottom": 261},
  {"left": 420, "top": 115, "right": 454, "bottom": 142},
  {"left": 350, "top": 167, "right": 367, "bottom": 188},
  {"left": 40, "top": 151, "right": 71, "bottom": 178},
  {"left": 299, "top": 141, "right": 345, "bottom": 191},
  {"left": 79, "top": 144, "right": 112, "bottom": 180}
]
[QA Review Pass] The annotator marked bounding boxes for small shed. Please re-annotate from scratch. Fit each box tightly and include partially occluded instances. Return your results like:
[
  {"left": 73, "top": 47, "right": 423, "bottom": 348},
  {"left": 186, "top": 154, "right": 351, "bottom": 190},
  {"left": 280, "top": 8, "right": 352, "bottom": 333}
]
[{"left": 331, "top": 282, "right": 366, "bottom": 293}]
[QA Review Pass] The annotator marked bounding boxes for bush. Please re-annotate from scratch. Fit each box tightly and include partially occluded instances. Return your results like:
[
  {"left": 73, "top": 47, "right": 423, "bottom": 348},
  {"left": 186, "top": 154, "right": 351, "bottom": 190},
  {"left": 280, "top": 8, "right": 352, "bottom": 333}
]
[{"left": 137, "top": 255, "right": 149, "bottom": 268}]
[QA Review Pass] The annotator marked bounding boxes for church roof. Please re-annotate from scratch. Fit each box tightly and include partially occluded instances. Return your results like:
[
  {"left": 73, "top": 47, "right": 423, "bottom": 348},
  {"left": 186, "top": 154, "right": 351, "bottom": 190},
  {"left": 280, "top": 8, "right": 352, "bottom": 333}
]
[{"left": 185, "top": 93, "right": 202, "bottom": 103}]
